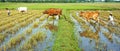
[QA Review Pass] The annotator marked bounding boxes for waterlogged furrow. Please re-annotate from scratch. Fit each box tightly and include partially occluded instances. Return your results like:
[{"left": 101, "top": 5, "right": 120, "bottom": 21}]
[
  {"left": 99, "top": 26, "right": 120, "bottom": 51},
  {"left": 20, "top": 31, "right": 46, "bottom": 51},
  {"left": 16, "top": 15, "right": 48, "bottom": 51},
  {"left": 34, "top": 16, "right": 59, "bottom": 51},
  {"left": 0, "top": 15, "right": 34, "bottom": 47},
  {"left": 70, "top": 13, "right": 97, "bottom": 51},
  {"left": 0, "top": 14, "right": 46, "bottom": 51},
  {"left": 0, "top": 14, "right": 42, "bottom": 47},
  {"left": 0, "top": 18, "right": 41, "bottom": 51}
]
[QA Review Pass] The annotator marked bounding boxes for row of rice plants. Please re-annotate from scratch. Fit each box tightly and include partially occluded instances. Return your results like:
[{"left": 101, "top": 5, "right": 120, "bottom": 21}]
[
  {"left": 0, "top": 10, "right": 40, "bottom": 26},
  {"left": 0, "top": 12, "right": 30, "bottom": 32},
  {"left": 1, "top": 26, "right": 33, "bottom": 51},
  {"left": 0, "top": 13, "right": 47, "bottom": 51},
  {"left": 15, "top": 14, "right": 48, "bottom": 50},
  {"left": 0, "top": 10, "right": 19, "bottom": 20},
  {"left": 20, "top": 32, "right": 46, "bottom": 51},
  {"left": 0, "top": 33, "right": 7, "bottom": 43},
  {"left": 0, "top": 10, "right": 42, "bottom": 32},
  {"left": 0, "top": 14, "right": 32, "bottom": 33},
  {"left": 0, "top": 17, "right": 33, "bottom": 47},
  {"left": 6, "top": 34, "right": 25, "bottom": 49},
  {"left": 0, "top": 10, "right": 46, "bottom": 43},
  {"left": 6, "top": 13, "right": 41, "bottom": 33},
  {"left": 0, "top": 11, "right": 43, "bottom": 46},
  {"left": 0, "top": 13, "right": 22, "bottom": 26},
  {"left": 3, "top": 14, "right": 35, "bottom": 34}
]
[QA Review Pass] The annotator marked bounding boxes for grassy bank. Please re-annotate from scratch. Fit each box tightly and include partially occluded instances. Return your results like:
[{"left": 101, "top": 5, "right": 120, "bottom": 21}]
[{"left": 0, "top": 2, "right": 120, "bottom": 10}]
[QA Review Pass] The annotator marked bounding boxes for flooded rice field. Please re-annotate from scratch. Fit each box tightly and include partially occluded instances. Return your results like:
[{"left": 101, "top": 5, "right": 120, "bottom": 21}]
[
  {"left": 0, "top": 10, "right": 120, "bottom": 51},
  {"left": 70, "top": 10, "right": 120, "bottom": 51},
  {"left": 0, "top": 10, "right": 58, "bottom": 51}
]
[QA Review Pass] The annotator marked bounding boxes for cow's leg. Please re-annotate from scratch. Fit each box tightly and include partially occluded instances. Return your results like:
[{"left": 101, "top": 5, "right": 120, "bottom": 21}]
[
  {"left": 46, "top": 15, "right": 49, "bottom": 24},
  {"left": 59, "top": 15, "right": 60, "bottom": 19},
  {"left": 47, "top": 16, "right": 49, "bottom": 20},
  {"left": 53, "top": 16, "right": 54, "bottom": 25}
]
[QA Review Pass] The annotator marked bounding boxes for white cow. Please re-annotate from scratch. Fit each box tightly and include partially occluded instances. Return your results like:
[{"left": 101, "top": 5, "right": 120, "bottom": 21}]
[{"left": 18, "top": 7, "right": 27, "bottom": 13}]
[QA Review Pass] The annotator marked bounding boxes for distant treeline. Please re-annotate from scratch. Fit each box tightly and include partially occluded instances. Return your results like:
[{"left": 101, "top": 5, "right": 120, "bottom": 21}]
[{"left": 0, "top": 0, "right": 120, "bottom": 3}]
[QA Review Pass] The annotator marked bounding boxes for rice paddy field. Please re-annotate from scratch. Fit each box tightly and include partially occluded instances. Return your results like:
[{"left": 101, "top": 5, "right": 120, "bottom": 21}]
[{"left": 0, "top": 2, "right": 120, "bottom": 51}]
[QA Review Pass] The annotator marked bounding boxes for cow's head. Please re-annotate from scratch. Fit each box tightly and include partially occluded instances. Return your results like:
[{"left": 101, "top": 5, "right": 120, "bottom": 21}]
[
  {"left": 79, "top": 11, "right": 84, "bottom": 17},
  {"left": 43, "top": 10, "right": 48, "bottom": 14}
]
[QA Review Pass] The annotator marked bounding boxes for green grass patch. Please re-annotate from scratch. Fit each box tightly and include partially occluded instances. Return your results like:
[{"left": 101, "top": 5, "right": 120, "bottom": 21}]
[
  {"left": 0, "top": 2, "right": 120, "bottom": 10},
  {"left": 52, "top": 19, "right": 80, "bottom": 51}
]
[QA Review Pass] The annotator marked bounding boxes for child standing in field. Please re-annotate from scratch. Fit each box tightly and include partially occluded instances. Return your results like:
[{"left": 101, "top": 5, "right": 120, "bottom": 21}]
[
  {"left": 6, "top": 8, "right": 11, "bottom": 16},
  {"left": 108, "top": 13, "right": 114, "bottom": 26}
]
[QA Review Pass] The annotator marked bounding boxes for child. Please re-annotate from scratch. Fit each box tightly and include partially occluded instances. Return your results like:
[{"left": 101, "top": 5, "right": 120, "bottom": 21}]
[
  {"left": 108, "top": 13, "right": 114, "bottom": 26},
  {"left": 6, "top": 8, "right": 11, "bottom": 16}
]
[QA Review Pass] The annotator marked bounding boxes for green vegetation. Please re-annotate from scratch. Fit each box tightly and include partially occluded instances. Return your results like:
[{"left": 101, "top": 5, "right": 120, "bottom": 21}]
[
  {"left": 52, "top": 11, "right": 80, "bottom": 51},
  {"left": 0, "top": 2, "right": 120, "bottom": 51},
  {"left": 0, "top": 3, "right": 120, "bottom": 10}
]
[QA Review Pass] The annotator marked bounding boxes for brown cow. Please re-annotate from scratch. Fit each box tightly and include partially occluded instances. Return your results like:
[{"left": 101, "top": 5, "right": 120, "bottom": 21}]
[
  {"left": 80, "top": 11, "right": 99, "bottom": 23},
  {"left": 43, "top": 8, "right": 64, "bottom": 19}
]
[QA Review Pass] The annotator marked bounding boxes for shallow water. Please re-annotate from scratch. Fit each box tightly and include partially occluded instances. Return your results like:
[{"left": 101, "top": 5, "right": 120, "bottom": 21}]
[
  {"left": 70, "top": 14, "right": 96, "bottom": 51},
  {"left": 33, "top": 16, "right": 58, "bottom": 51},
  {"left": 0, "top": 15, "right": 56, "bottom": 51},
  {"left": 34, "top": 29, "right": 55, "bottom": 51}
]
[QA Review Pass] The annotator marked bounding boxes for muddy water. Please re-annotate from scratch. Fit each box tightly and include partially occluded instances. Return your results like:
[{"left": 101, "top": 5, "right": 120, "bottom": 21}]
[{"left": 71, "top": 13, "right": 120, "bottom": 51}]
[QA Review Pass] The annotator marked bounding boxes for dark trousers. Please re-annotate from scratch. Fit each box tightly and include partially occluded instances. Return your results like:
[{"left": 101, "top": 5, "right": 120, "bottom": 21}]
[{"left": 8, "top": 12, "right": 10, "bottom": 16}]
